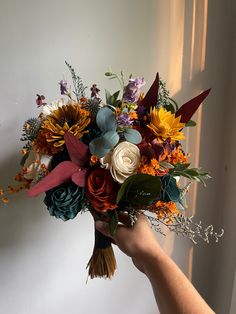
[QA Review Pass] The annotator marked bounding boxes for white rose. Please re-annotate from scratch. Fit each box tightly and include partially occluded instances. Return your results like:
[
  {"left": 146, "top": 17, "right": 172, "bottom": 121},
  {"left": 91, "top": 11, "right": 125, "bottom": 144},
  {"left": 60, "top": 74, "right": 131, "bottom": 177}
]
[
  {"left": 23, "top": 148, "right": 52, "bottom": 180},
  {"left": 100, "top": 141, "right": 140, "bottom": 184}
]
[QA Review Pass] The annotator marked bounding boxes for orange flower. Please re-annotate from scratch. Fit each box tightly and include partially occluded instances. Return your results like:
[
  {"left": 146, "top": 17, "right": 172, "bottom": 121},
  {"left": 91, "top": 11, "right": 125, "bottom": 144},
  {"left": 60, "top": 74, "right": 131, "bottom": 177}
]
[
  {"left": 160, "top": 146, "right": 189, "bottom": 165},
  {"left": 129, "top": 111, "right": 138, "bottom": 120},
  {"left": 138, "top": 157, "right": 164, "bottom": 176},
  {"left": 90, "top": 155, "right": 99, "bottom": 166},
  {"left": 33, "top": 129, "right": 62, "bottom": 155},
  {"left": 150, "top": 200, "right": 180, "bottom": 223},
  {"left": 42, "top": 103, "right": 90, "bottom": 148},
  {"left": 21, "top": 149, "right": 27, "bottom": 156},
  {"left": 1, "top": 197, "right": 9, "bottom": 204}
]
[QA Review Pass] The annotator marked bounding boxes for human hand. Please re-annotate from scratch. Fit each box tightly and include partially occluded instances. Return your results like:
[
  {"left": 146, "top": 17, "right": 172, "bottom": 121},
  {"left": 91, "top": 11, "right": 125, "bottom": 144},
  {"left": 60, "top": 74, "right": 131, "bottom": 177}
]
[{"left": 95, "top": 213, "right": 163, "bottom": 273}]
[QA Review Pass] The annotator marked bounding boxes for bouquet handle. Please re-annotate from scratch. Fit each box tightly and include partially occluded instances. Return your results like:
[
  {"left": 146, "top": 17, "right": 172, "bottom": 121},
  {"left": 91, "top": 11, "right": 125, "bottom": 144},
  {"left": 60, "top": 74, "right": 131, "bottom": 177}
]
[{"left": 87, "top": 228, "right": 116, "bottom": 279}]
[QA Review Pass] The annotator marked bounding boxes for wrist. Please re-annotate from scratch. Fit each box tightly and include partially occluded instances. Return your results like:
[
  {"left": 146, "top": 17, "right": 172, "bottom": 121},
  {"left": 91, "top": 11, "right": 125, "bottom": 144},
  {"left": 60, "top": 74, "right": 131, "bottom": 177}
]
[{"left": 135, "top": 243, "right": 167, "bottom": 277}]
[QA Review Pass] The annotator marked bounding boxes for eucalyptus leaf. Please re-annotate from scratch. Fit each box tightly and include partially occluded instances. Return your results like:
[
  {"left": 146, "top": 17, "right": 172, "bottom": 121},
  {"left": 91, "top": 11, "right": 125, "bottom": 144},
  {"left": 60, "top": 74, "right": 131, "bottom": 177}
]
[
  {"left": 123, "top": 128, "right": 142, "bottom": 144},
  {"left": 96, "top": 107, "right": 117, "bottom": 133},
  {"left": 89, "top": 130, "right": 119, "bottom": 158},
  {"left": 89, "top": 138, "right": 110, "bottom": 158},
  {"left": 102, "top": 130, "right": 119, "bottom": 148}
]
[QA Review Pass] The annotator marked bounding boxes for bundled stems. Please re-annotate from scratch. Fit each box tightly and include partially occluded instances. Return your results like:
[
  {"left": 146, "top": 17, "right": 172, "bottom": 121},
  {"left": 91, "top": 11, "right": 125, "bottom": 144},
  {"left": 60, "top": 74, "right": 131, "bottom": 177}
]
[{"left": 87, "top": 229, "right": 116, "bottom": 279}]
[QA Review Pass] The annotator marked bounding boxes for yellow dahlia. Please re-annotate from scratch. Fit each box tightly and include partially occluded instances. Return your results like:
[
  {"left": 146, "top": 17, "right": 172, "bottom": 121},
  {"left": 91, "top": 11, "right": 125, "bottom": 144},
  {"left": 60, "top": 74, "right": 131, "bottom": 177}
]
[
  {"left": 148, "top": 107, "right": 185, "bottom": 142},
  {"left": 42, "top": 103, "right": 90, "bottom": 147}
]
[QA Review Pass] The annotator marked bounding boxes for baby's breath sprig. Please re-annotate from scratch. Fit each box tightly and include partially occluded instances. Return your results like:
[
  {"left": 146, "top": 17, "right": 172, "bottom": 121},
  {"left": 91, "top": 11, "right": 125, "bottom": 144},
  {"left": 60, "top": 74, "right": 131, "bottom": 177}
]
[{"left": 144, "top": 212, "right": 224, "bottom": 244}]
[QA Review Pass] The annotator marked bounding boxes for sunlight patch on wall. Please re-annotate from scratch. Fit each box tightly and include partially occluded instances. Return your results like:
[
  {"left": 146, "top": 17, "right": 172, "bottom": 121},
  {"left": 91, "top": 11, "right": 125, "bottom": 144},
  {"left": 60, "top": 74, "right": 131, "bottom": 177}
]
[
  {"left": 189, "top": 0, "right": 208, "bottom": 80},
  {"left": 168, "top": 0, "right": 185, "bottom": 95},
  {"left": 158, "top": 1, "right": 209, "bottom": 275}
]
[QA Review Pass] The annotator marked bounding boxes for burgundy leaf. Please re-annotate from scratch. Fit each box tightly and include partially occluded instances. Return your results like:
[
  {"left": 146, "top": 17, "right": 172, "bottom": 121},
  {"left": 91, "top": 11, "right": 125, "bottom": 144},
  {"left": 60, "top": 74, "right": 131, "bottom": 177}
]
[
  {"left": 175, "top": 89, "right": 211, "bottom": 123},
  {"left": 27, "top": 161, "right": 79, "bottom": 197},
  {"left": 71, "top": 168, "right": 89, "bottom": 187},
  {"left": 64, "top": 132, "right": 90, "bottom": 166},
  {"left": 140, "top": 73, "right": 159, "bottom": 111}
]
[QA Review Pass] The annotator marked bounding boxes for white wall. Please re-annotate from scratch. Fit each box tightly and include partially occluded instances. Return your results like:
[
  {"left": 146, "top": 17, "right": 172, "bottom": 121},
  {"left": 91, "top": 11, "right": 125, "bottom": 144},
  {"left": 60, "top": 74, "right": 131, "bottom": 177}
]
[{"left": 0, "top": 1, "right": 235, "bottom": 314}]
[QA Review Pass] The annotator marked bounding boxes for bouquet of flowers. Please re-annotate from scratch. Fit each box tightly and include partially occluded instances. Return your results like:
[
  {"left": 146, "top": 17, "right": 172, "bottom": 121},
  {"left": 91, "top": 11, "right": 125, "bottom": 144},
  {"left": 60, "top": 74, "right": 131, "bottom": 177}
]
[{"left": 0, "top": 62, "right": 223, "bottom": 279}]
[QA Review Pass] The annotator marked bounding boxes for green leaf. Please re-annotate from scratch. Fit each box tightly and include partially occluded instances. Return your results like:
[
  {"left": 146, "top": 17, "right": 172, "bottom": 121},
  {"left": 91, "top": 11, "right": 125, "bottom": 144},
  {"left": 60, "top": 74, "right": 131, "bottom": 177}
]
[
  {"left": 173, "top": 171, "right": 193, "bottom": 179},
  {"left": 105, "top": 89, "right": 112, "bottom": 104},
  {"left": 116, "top": 174, "right": 162, "bottom": 207},
  {"left": 169, "top": 98, "right": 179, "bottom": 111},
  {"left": 185, "top": 120, "right": 197, "bottom": 127},
  {"left": 106, "top": 90, "right": 120, "bottom": 107},
  {"left": 170, "top": 166, "right": 210, "bottom": 186},
  {"left": 159, "top": 161, "right": 175, "bottom": 169},
  {"left": 163, "top": 103, "right": 175, "bottom": 114},
  {"left": 123, "top": 128, "right": 142, "bottom": 144},
  {"left": 105, "top": 72, "right": 113, "bottom": 76},
  {"left": 113, "top": 90, "right": 120, "bottom": 101},
  {"left": 185, "top": 169, "right": 200, "bottom": 176},
  {"left": 169, "top": 163, "right": 190, "bottom": 173},
  {"left": 109, "top": 210, "right": 118, "bottom": 235},
  {"left": 96, "top": 107, "right": 117, "bottom": 133}
]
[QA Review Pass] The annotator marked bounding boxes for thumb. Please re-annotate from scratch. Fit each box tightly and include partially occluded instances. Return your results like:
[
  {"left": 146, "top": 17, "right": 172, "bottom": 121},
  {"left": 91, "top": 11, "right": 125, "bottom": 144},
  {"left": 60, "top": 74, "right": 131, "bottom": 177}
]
[{"left": 95, "top": 221, "right": 113, "bottom": 238}]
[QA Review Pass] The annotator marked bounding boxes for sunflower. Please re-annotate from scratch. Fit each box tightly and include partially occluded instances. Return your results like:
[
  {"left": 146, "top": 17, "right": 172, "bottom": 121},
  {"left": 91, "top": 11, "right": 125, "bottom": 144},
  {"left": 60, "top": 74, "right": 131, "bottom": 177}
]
[
  {"left": 41, "top": 103, "right": 90, "bottom": 147},
  {"left": 147, "top": 107, "right": 185, "bottom": 142}
]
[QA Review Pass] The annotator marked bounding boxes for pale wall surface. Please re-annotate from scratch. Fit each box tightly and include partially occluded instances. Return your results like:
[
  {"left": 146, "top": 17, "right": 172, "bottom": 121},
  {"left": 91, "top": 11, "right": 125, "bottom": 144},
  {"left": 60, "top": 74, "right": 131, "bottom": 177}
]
[{"left": 0, "top": 1, "right": 234, "bottom": 314}]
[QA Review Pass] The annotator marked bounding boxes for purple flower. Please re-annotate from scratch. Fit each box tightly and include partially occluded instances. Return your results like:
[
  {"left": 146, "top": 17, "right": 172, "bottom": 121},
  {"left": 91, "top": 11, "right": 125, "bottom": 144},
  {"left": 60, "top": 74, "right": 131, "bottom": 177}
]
[
  {"left": 90, "top": 84, "right": 100, "bottom": 98},
  {"left": 123, "top": 77, "right": 145, "bottom": 103},
  {"left": 59, "top": 80, "right": 68, "bottom": 95},
  {"left": 36, "top": 94, "right": 47, "bottom": 107},
  {"left": 117, "top": 113, "right": 133, "bottom": 127}
]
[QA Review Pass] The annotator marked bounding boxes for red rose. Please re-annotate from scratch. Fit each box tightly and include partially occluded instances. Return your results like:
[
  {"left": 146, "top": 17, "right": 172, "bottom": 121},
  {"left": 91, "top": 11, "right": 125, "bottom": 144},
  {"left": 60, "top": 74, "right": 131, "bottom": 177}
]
[{"left": 86, "top": 168, "right": 119, "bottom": 212}]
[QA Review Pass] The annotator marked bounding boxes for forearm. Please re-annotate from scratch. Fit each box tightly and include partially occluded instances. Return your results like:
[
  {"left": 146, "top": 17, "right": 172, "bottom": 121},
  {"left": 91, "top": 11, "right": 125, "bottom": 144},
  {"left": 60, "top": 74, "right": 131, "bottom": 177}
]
[{"left": 140, "top": 247, "right": 215, "bottom": 314}]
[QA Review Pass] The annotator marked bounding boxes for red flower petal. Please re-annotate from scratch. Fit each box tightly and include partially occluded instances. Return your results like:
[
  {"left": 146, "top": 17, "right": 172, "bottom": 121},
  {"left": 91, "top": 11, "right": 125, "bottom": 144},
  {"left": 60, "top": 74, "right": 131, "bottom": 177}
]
[
  {"left": 71, "top": 169, "right": 88, "bottom": 187},
  {"left": 140, "top": 73, "right": 159, "bottom": 111},
  {"left": 175, "top": 89, "right": 211, "bottom": 123},
  {"left": 64, "top": 132, "right": 90, "bottom": 166},
  {"left": 27, "top": 161, "right": 79, "bottom": 197}
]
